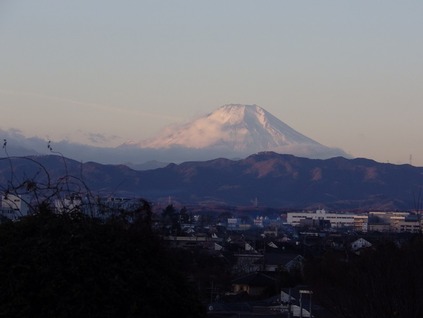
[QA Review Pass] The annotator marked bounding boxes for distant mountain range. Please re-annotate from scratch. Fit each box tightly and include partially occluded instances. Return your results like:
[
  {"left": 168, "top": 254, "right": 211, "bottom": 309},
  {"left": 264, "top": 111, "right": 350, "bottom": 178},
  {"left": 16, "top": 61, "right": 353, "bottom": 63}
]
[
  {"left": 1, "top": 152, "right": 422, "bottom": 211},
  {"left": 0, "top": 104, "right": 349, "bottom": 168}
]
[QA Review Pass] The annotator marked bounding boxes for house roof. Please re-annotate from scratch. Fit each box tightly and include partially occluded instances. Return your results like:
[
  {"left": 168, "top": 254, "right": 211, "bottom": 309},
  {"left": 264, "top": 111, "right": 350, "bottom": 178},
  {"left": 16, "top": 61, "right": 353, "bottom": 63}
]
[
  {"left": 231, "top": 271, "right": 276, "bottom": 287},
  {"left": 254, "top": 252, "right": 302, "bottom": 267}
]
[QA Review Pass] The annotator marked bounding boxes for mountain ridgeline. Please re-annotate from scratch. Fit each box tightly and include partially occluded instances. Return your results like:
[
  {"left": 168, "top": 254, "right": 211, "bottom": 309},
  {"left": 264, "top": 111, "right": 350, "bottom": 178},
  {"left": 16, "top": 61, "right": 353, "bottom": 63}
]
[{"left": 1, "top": 152, "right": 422, "bottom": 211}]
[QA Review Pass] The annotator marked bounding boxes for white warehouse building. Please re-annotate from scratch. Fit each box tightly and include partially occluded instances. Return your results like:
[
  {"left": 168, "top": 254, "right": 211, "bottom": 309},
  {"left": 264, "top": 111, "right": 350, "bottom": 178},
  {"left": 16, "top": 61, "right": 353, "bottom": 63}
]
[{"left": 287, "top": 209, "right": 357, "bottom": 229}]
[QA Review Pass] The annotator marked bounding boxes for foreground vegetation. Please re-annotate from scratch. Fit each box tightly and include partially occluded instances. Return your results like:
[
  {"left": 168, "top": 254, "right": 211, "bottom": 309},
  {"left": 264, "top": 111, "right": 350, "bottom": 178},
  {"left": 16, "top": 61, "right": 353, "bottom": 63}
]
[
  {"left": 0, "top": 203, "right": 206, "bottom": 318},
  {"left": 304, "top": 233, "right": 423, "bottom": 318}
]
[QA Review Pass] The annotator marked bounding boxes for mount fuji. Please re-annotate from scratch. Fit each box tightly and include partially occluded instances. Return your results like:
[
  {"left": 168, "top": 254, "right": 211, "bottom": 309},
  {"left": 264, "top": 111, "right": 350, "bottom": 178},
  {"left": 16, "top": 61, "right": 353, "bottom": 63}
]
[{"left": 121, "top": 104, "right": 349, "bottom": 162}]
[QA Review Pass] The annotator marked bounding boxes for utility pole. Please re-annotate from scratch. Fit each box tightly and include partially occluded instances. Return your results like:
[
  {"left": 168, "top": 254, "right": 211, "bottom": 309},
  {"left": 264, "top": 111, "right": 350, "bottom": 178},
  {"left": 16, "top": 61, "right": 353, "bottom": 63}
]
[
  {"left": 299, "top": 292, "right": 303, "bottom": 318},
  {"left": 287, "top": 288, "right": 292, "bottom": 318},
  {"left": 299, "top": 289, "right": 313, "bottom": 318},
  {"left": 309, "top": 292, "right": 312, "bottom": 318}
]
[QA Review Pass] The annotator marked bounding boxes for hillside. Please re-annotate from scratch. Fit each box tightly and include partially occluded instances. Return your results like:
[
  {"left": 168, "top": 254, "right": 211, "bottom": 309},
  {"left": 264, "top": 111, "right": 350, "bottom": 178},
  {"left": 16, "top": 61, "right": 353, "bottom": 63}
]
[{"left": 1, "top": 152, "right": 422, "bottom": 211}]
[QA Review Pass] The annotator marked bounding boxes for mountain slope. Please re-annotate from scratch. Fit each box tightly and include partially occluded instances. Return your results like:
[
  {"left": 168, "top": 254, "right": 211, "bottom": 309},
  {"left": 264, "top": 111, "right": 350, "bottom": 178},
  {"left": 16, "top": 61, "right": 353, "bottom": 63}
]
[
  {"left": 123, "top": 104, "right": 349, "bottom": 160},
  {"left": 1, "top": 153, "right": 421, "bottom": 210}
]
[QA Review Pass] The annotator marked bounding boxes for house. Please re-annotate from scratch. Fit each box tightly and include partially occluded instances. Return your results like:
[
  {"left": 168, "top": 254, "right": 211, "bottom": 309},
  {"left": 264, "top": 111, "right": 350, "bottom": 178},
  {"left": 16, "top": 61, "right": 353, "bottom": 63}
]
[
  {"left": 231, "top": 271, "right": 277, "bottom": 296},
  {"left": 1, "top": 194, "right": 30, "bottom": 220},
  {"left": 285, "top": 255, "right": 305, "bottom": 274},
  {"left": 232, "top": 252, "right": 263, "bottom": 274},
  {"left": 256, "top": 252, "right": 304, "bottom": 273},
  {"left": 350, "top": 237, "right": 372, "bottom": 254}
]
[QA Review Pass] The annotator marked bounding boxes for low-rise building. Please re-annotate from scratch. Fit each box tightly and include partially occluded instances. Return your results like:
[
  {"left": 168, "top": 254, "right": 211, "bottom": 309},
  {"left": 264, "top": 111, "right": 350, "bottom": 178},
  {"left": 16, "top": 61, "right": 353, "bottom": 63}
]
[
  {"left": 54, "top": 195, "right": 82, "bottom": 213},
  {"left": 353, "top": 215, "right": 368, "bottom": 232},
  {"left": 1, "top": 194, "right": 30, "bottom": 220},
  {"left": 368, "top": 211, "right": 421, "bottom": 233},
  {"left": 287, "top": 209, "right": 356, "bottom": 229},
  {"left": 287, "top": 210, "right": 422, "bottom": 234}
]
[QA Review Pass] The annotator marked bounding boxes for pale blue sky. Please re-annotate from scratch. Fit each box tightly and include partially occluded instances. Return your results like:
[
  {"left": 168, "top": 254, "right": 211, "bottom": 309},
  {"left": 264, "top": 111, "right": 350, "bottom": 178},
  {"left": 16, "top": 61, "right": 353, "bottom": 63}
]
[{"left": 1, "top": 1, "right": 423, "bottom": 165}]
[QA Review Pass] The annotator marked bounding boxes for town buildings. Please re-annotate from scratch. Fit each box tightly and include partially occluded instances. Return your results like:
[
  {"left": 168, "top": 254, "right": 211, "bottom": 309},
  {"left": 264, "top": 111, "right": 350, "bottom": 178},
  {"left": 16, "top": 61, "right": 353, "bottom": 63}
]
[{"left": 286, "top": 209, "right": 422, "bottom": 233}]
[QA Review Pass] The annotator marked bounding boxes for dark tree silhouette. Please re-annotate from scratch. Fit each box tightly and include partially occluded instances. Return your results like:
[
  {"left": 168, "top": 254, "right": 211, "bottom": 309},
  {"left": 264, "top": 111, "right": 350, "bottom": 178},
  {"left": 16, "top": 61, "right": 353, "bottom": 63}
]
[
  {"left": 0, "top": 148, "right": 206, "bottom": 317},
  {"left": 304, "top": 236, "right": 423, "bottom": 318},
  {"left": 0, "top": 204, "right": 206, "bottom": 318}
]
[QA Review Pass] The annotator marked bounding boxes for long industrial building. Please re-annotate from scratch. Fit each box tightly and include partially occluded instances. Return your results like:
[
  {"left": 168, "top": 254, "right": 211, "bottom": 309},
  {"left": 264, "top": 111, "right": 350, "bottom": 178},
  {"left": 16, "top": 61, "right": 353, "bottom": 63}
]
[{"left": 287, "top": 209, "right": 421, "bottom": 233}]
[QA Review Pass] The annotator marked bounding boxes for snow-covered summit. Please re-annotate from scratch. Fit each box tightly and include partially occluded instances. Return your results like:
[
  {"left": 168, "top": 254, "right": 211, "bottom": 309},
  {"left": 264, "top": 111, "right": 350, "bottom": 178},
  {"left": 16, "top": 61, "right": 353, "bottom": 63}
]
[
  {"left": 135, "top": 104, "right": 320, "bottom": 151},
  {"left": 125, "top": 104, "right": 348, "bottom": 160}
]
